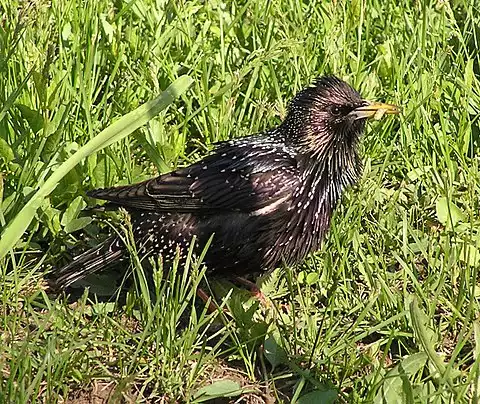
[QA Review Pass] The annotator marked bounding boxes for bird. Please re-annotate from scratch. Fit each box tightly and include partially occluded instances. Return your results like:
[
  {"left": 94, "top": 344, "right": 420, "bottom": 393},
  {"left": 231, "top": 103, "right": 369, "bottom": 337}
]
[{"left": 52, "top": 76, "right": 399, "bottom": 290}]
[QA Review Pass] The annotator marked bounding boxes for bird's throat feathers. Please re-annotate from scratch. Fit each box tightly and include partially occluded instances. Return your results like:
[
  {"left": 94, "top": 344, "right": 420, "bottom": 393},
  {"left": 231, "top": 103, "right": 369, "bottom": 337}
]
[
  {"left": 278, "top": 111, "right": 364, "bottom": 195},
  {"left": 293, "top": 145, "right": 362, "bottom": 215}
]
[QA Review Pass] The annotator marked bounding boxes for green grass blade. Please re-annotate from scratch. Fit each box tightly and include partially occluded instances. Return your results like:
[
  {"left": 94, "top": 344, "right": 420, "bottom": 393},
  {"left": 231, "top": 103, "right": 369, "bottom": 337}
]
[{"left": 0, "top": 75, "right": 193, "bottom": 260}]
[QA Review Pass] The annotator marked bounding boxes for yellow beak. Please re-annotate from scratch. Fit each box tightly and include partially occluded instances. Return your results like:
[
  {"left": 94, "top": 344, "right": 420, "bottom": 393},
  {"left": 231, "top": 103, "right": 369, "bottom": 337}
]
[{"left": 349, "top": 101, "right": 401, "bottom": 121}]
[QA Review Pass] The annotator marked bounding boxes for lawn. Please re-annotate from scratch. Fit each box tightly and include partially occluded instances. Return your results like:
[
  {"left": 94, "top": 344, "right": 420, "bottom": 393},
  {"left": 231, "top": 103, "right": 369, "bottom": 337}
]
[{"left": 1, "top": 0, "right": 480, "bottom": 402}]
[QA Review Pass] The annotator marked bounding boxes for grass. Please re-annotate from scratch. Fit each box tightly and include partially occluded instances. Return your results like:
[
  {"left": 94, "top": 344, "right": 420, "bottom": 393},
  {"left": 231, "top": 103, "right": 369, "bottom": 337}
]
[{"left": 1, "top": 0, "right": 480, "bottom": 402}]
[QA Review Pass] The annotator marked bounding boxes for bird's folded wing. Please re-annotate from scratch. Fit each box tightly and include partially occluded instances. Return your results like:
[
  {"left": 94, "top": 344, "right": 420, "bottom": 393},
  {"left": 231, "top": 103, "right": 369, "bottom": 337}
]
[{"left": 87, "top": 144, "right": 299, "bottom": 213}]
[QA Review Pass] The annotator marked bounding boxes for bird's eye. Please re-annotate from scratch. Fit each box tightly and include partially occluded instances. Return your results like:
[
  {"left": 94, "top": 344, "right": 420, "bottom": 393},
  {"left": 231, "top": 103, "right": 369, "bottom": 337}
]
[{"left": 331, "top": 106, "right": 342, "bottom": 116}]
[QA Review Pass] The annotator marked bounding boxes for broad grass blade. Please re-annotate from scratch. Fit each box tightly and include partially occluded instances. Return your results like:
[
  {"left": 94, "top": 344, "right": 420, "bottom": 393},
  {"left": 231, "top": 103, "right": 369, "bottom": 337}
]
[{"left": 0, "top": 75, "right": 193, "bottom": 260}]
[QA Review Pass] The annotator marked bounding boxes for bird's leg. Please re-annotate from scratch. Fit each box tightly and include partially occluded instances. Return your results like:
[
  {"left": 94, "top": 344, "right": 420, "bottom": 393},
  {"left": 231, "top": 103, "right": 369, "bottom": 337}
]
[
  {"left": 196, "top": 287, "right": 225, "bottom": 314},
  {"left": 232, "top": 276, "right": 268, "bottom": 305}
]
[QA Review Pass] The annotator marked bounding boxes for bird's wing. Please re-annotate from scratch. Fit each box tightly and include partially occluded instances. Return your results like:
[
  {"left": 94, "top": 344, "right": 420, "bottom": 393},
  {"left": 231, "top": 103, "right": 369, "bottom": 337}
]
[{"left": 87, "top": 139, "right": 299, "bottom": 213}]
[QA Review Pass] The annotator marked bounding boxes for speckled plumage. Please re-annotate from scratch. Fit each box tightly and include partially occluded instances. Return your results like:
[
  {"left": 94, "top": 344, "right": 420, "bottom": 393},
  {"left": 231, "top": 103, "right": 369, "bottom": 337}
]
[{"left": 54, "top": 76, "right": 385, "bottom": 289}]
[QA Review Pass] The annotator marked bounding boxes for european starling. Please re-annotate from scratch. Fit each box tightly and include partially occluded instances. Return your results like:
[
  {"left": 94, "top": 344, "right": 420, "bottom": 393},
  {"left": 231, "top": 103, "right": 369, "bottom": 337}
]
[{"left": 53, "top": 76, "right": 399, "bottom": 289}]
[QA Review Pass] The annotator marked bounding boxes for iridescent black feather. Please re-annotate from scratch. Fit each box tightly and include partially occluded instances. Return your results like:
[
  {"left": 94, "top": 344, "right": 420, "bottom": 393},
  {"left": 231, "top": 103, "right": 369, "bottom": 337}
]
[{"left": 53, "top": 76, "right": 370, "bottom": 289}]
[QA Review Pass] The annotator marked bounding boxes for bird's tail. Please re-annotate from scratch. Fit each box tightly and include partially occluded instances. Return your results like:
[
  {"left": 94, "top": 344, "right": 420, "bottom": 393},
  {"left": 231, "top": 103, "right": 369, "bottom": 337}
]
[{"left": 51, "top": 237, "right": 124, "bottom": 290}]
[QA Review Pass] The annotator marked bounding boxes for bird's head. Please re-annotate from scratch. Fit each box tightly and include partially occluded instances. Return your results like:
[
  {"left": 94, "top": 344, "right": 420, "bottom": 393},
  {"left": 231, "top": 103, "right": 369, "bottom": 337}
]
[{"left": 284, "top": 76, "right": 399, "bottom": 158}]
